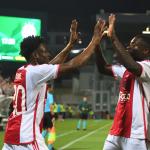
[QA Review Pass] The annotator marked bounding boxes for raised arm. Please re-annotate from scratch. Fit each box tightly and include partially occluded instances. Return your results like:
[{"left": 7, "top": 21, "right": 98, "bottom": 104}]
[
  {"left": 95, "top": 45, "right": 113, "bottom": 76},
  {"left": 107, "top": 14, "right": 141, "bottom": 76},
  {"left": 49, "top": 19, "right": 78, "bottom": 64},
  {"left": 58, "top": 18, "right": 106, "bottom": 74}
]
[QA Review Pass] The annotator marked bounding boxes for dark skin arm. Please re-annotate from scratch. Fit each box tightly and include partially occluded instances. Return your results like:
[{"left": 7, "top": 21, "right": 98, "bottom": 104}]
[
  {"left": 58, "top": 19, "right": 106, "bottom": 74},
  {"left": 95, "top": 45, "right": 113, "bottom": 76},
  {"left": 107, "top": 14, "right": 142, "bottom": 76},
  {"left": 49, "top": 19, "right": 78, "bottom": 64}
]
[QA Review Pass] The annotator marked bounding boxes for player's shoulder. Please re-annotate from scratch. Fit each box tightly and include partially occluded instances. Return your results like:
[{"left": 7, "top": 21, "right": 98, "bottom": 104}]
[
  {"left": 31, "top": 64, "right": 57, "bottom": 68},
  {"left": 26, "top": 64, "right": 55, "bottom": 71},
  {"left": 140, "top": 60, "right": 150, "bottom": 63},
  {"left": 138, "top": 60, "right": 150, "bottom": 66}
]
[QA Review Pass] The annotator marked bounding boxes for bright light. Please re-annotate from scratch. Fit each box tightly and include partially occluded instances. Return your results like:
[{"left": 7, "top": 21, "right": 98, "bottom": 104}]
[
  {"left": 21, "top": 23, "right": 37, "bottom": 38},
  {"left": 71, "top": 49, "right": 83, "bottom": 54},
  {"left": 142, "top": 27, "right": 150, "bottom": 34}
]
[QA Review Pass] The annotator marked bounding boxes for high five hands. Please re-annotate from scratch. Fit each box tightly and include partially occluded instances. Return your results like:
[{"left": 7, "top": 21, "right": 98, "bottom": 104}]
[
  {"left": 107, "top": 13, "right": 116, "bottom": 37},
  {"left": 69, "top": 19, "right": 78, "bottom": 45},
  {"left": 102, "top": 13, "right": 116, "bottom": 38},
  {"left": 92, "top": 18, "right": 106, "bottom": 45},
  {"left": 69, "top": 14, "right": 116, "bottom": 47}
]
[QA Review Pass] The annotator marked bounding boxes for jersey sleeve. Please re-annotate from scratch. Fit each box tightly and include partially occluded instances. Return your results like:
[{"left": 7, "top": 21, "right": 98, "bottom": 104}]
[
  {"left": 30, "top": 64, "right": 60, "bottom": 85},
  {"left": 138, "top": 61, "right": 150, "bottom": 82},
  {"left": 111, "top": 64, "right": 126, "bottom": 79}
]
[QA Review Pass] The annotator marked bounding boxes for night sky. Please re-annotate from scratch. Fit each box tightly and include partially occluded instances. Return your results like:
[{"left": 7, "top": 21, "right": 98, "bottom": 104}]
[{"left": 0, "top": 0, "right": 150, "bottom": 17}]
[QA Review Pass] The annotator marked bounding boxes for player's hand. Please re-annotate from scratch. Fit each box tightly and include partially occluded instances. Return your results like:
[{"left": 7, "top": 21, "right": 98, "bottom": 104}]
[
  {"left": 68, "top": 19, "right": 78, "bottom": 45},
  {"left": 92, "top": 18, "right": 106, "bottom": 45},
  {"left": 107, "top": 14, "right": 116, "bottom": 37}
]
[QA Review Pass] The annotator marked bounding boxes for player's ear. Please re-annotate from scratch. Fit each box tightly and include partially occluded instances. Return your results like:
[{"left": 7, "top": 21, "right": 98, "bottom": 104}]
[
  {"left": 30, "top": 51, "right": 39, "bottom": 64},
  {"left": 32, "top": 51, "right": 39, "bottom": 59}
]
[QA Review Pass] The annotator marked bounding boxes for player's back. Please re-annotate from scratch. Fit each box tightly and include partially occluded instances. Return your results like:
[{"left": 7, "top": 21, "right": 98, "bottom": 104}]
[
  {"left": 4, "top": 63, "right": 59, "bottom": 144},
  {"left": 4, "top": 65, "right": 47, "bottom": 144}
]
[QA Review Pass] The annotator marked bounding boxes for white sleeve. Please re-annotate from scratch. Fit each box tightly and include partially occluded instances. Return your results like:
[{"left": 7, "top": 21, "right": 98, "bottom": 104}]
[
  {"left": 30, "top": 64, "right": 60, "bottom": 85},
  {"left": 139, "top": 61, "right": 150, "bottom": 82},
  {"left": 111, "top": 64, "right": 126, "bottom": 79}
]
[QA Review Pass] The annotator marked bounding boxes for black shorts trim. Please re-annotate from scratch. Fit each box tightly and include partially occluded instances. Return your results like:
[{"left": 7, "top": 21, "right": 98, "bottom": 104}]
[{"left": 43, "top": 112, "right": 53, "bottom": 129}]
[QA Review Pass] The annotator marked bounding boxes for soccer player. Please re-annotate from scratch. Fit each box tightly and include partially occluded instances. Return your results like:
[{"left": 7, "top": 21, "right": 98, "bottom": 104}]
[
  {"left": 95, "top": 14, "right": 150, "bottom": 150},
  {"left": 76, "top": 96, "right": 90, "bottom": 130},
  {"left": 2, "top": 18, "right": 105, "bottom": 150}
]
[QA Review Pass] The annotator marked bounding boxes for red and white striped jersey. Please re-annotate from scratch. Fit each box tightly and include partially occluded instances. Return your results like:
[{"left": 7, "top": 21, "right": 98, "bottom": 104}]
[
  {"left": 110, "top": 60, "right": 150, "bottom": 140},
  {"left": 4, "top": 64, "right": 59, "bottom": 144}
]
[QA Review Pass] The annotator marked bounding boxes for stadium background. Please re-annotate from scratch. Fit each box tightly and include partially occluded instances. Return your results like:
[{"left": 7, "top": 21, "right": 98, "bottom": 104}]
[{"left": 0, "top": 0, "right": 150, "bottom": 149}]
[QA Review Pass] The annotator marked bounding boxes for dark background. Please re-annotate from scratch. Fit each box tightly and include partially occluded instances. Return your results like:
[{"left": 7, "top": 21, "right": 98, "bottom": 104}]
[
  {"left": 0, "top": 0, "right": 150, "bottom": 78},
  {"left": 0, "top": 0, "right": 150, "bottom": 31}
]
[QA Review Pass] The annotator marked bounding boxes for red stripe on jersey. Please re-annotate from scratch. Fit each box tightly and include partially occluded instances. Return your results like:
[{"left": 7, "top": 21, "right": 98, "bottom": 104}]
[
  {"left": 142, "top": 95, "right": 147, "bottom": 138},
  {"left": 110, "top": 70, "right": 135, "bottom": 137},
  {"left": 40, "top": 85, "right": 48, "bottom": 133},
  {"left": 17, "top": 90, "right": 22, "bottom": 112},
  {"left": 35, "top": 140, "right": 40, "bottom": 150},
  {"left": 39, "top": 117, "right": 43, "bottom": 134},
  {"left": 139, "top": 79, "right": 147, "bottom": 139},
  {"left": 33, "top": 94, "right": 39, "bottom": 140},
  {"left": 32, "top": 142, "right": 37, "bottom": 150},
  {"left": 4, "top": 114, "right": 22, "bottom": 144}
]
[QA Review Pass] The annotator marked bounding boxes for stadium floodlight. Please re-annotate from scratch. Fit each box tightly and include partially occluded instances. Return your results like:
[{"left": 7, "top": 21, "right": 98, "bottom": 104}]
[
  {"left": 71, "top": 48, "right": 84, "bottom": 54},
  {"left": 142, "top": 27, "right": 150, "bottom": 34}
]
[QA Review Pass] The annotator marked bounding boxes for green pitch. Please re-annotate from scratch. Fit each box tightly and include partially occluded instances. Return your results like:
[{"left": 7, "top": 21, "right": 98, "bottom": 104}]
[{"left": 0, "top": 119, "right": 112, "bottom": 150}]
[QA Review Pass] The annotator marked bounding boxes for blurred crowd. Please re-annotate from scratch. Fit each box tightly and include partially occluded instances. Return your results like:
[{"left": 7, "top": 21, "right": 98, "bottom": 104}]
[
  {"left": 51, "top": 103, "right": 95, "bottom": 120},
  {"left": 0, "top": 75, "right": 14, "bottom": 96}
]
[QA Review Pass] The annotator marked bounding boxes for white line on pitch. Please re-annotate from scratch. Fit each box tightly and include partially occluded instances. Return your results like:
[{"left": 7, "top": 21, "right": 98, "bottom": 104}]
[
  {"left": 57, "top": 130, "right": 76, "bottom": 138},
  {"left": 57, "top": 120, "right": 101, "bottom": 138},
  {"left": 59, "top": 123, "right": 111, "bottom": 150}
]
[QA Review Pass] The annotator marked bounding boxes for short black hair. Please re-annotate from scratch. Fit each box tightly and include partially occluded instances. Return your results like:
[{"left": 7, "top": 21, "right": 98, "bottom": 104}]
[
  {"left": 136, "top": 34, "right": 150, "bottom": 50},
  {"left": 20, "top": 36, "right": 45, "bottom": 61}
]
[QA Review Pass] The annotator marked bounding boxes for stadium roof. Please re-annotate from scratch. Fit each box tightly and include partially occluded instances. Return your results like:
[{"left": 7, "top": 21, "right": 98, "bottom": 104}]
[{"left": 0, "top": 0, "right": 149, "bottom": 17}]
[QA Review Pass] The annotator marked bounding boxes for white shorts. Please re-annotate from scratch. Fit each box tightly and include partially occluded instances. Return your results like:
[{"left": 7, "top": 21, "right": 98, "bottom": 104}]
[
  {"left": 103, "top": 134, "right": 150, "bottom": 150},
  {"left": 2, "top": 132, "right": 48, "bottom": 150}
]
